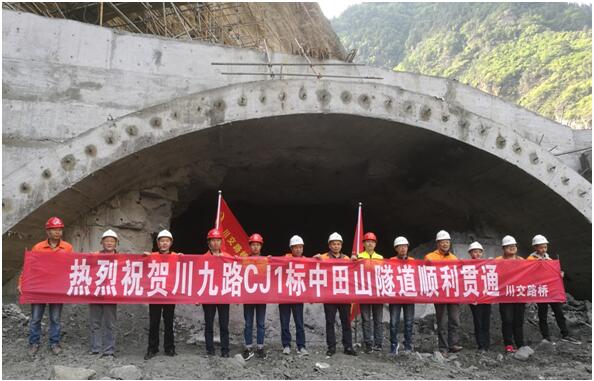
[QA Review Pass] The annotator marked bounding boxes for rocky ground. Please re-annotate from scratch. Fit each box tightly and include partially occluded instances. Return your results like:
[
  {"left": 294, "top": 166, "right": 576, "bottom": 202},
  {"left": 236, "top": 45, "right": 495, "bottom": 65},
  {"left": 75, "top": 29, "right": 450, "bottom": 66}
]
[{"left": 2, "top": 295, "right": 591, "bottom": 380}]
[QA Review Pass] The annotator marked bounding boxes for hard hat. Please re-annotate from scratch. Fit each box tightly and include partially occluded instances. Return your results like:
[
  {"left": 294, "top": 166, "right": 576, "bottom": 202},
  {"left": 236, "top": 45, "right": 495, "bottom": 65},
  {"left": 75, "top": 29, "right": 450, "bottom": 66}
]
[
  {"left": 101, "top": 229, "right": 118, "bottom": 241},
  {"left": 289, "top": 235, "right": 304, "bottom": 247},
  {"left": 435, "top": 230, "right": 451, "bottom": 241},
  {"left": 532, "top": 234, "right": 549, "bottom": 246},
  {"left": 207, "top": 228, "right": 223, "bottom": 240},
  {"left": 502, "top": 235, "right": 517, "bottom": 247},
  {"left": 393, "top": 236, "right": 409, "bottom": 247},
  {"left": 249, "top": 233, "right": 264, "bottom": 244},
  {"left": 362, "top": 232, "right": 377, "bottom": 242},
  {"left": 467, "top": 241, "right": 484, "bottom": 252},
  {"left": 45, "top": 217, "right": 65, "bottom": 229},
  {"left": 157, "top": 229, "right": 173, "bottom": 240},
  {"left": 328, "top": 232, "right": 343, "bottom": 243}
]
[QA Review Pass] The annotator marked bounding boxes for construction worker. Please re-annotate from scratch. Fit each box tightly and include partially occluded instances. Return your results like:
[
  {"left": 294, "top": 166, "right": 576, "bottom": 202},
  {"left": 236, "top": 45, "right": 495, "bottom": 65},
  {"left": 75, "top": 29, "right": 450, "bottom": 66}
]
[
  {"left": 144, "top": 230, "right": 179, "bottom": 360},
  {"left": 279, "top": 235, "right": 308, "bottom": 356},
  {"left": 388, "top": 236, "right": 415, "bottom": 355},
  {"left": 242, "top": 233, "right": 268, "bottom": 360},
  {"left": 89, "top": 229, "right": 119, "bottom": 357},
  {"left": 424, "top": 230, "right": 463, "bottom": 355},
  {"left": 356, "top": 232, "right": 384, "bottom": 353},
  {"left": 201, "top": 228, "right": 231, "bottom": 357},
  {"left": 314, "top": 233, "right": 357, "bottom": 357},
  {"left": 496, "top": 235, "right": 526, "bottom": 353},
  {"left": 527, "top": 235, "right": 580, "bottom": 344},
  {"left": 467, "top": 241, "right": 491, "bottom": 353},
  {"left": 25, "top": 217, "right": 73, "bottom": 356}
]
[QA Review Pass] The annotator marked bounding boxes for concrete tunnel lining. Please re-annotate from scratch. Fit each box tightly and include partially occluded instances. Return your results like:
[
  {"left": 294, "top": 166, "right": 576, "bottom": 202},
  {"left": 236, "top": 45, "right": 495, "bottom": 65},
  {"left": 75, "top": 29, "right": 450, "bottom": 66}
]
[{"left": 3, "top": 110, "right": 592, "bottom": 298}]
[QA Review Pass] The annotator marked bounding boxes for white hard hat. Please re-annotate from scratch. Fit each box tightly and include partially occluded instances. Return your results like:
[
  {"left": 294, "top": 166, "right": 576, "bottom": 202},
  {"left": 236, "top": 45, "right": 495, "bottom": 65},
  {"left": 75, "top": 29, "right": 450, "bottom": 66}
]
[
  {"left": 289, "top": 235, "right": 304, "bottom": 247},
  {"left": 467, "top": 241, "right": 484, "bottom": 252},
  {"left": 393, "top": 236, "right": 409, "bottom": 247},
  {"left": 328, "top": 232, "right": 343, "bottom": 243},
  {"left": 157, "top": 229, "right": 173, "bottom": 240},
  {"left": 502, "top": 235, "right": 517, "bottom": 246},
  {"left": 101, "top": 229, "right": 118, "bottom": 240},
  {"left": 435, "top": 230, "right": 451, "bottom": 241},
  {"left": 532, "top": 234, "right": 549, "bottom": 246}
]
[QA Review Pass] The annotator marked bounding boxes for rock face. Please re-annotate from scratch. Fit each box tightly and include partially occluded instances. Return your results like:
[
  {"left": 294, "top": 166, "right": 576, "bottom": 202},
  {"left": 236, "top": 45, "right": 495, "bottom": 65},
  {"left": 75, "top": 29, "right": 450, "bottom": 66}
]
[
  {"left": 51, "top": 365, "right": 96, "bottom": 380},
  {"left": 109, "top": 365, "right": 142, "bottom": 380}
]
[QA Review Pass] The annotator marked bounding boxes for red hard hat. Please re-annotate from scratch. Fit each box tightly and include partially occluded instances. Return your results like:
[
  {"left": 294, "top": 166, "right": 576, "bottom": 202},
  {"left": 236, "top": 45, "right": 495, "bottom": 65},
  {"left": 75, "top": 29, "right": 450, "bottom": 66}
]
[
  {"left": 249, "top": 233, "right": 264, "bottom": 244},
  {"left": 45, "top": 217, "right": 65, "bottom": 229},
  {"left": 207, "top": 228, "right": 223, "bottom": 240},
  {"left": 363, "top": 232, "right": 377, "bottom": 242}
]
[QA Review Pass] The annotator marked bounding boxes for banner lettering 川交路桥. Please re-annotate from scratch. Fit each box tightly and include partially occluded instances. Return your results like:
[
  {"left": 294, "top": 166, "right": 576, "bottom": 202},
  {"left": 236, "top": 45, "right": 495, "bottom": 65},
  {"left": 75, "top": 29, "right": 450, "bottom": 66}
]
[{"left": 19, "top": 251, "right": 566, "bottom": 304}]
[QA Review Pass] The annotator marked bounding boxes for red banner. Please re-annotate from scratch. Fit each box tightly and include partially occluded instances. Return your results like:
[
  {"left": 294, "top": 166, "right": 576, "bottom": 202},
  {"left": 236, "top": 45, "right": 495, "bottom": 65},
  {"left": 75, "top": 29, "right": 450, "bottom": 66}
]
[
  {"left": 19, "top": 251, "right": 566, "bottom": 305},
  {"left": 218, "top": 197, "right": 250, "bottom": 256}
]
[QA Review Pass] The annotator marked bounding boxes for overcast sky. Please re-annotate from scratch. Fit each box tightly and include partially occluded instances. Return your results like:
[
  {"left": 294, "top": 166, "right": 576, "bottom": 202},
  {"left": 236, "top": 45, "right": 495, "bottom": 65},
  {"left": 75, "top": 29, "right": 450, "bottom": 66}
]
[{"left": 318, "top": 0, "right": 361, "bottom": 19}]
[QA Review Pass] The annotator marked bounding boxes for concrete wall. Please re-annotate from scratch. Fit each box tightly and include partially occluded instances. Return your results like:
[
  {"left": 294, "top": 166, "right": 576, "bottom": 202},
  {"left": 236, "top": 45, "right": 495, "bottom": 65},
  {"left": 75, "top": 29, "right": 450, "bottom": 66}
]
[{"left": 3, "top": 10, "right": 589, "bottom": 176}]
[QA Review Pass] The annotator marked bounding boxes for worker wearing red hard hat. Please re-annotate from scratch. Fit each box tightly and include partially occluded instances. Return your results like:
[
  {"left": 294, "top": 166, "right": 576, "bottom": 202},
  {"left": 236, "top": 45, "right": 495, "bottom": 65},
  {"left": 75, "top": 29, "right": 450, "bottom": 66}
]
[
  {"left": 201, "top": 228, "right": 232, "bottom": 358},
  {"left": 25, "top": 217, "right": 73, "bottom": 356},
  {"left": 356, "top": 232, "right": 384, "bottom": 354},
  {"left": 241, "top": 233, "right": 268, "bottom": 361}
]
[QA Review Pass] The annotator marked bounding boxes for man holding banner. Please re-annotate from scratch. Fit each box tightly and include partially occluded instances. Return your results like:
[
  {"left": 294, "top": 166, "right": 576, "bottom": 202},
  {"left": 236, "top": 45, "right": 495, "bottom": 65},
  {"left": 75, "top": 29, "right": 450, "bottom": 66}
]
[
  {"left": 201, "top": 228, "right": 232, "bottom": 357},
  {"left": 424, "top": 230, "right": 463, "bottom": 355},
  {"left": 314, "top": 233, "right": 358, "bottom": 357},
  {"left": 357, "top": 232, "right": 385, "bottom": 354}
]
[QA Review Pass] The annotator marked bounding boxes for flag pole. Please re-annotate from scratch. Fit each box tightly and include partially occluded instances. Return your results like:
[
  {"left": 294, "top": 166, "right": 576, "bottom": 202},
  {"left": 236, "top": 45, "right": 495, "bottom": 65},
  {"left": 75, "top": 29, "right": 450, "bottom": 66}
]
[
  {"left": 354, "top": 201, "right": 362, "bottom": 347},
  {"left": 215, "top": 190, "right": 222, "bottom": 229}
]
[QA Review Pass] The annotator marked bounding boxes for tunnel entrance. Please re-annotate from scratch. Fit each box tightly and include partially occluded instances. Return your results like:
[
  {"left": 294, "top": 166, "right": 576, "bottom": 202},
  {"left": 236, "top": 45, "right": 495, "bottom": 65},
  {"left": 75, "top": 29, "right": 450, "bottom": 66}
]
[{"left": 155, "top": 114, "right": 592, "bottom": 302}]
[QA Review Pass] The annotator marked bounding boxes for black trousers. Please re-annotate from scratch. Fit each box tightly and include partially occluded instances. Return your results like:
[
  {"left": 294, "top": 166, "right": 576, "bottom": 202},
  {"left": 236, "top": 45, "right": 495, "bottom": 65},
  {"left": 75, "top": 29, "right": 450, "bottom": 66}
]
[
  {"left": 537, "top": 302, "right": 569, "bottom": 339},
  {"left": 499, "top": 303, "right": 525, "bottom": 348},
  {"left": 148, "top": 304, "right": 175, "bottom": 352},
  {"left": 323, "top": 304, "right": 353, "bottom": 350},
  {"left": 203, "top": 304, "right": 230, "bottom": 354},
  {"left": 469, "top": 304, "right": 491, "bottom": 350}
]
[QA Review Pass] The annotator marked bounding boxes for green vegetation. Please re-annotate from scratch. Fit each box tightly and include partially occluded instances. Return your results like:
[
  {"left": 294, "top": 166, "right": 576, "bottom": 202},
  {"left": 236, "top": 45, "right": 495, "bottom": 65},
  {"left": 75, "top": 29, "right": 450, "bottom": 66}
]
[{"left": 332, "top": 3, "right": 592, "bottom": 128}]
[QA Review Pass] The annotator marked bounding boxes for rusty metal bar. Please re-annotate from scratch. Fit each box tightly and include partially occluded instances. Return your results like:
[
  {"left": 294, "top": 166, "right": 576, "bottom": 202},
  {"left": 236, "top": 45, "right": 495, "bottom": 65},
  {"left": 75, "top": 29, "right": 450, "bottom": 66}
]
[{"left": 220, "top": 72, "right": 383, "bottom": 80}]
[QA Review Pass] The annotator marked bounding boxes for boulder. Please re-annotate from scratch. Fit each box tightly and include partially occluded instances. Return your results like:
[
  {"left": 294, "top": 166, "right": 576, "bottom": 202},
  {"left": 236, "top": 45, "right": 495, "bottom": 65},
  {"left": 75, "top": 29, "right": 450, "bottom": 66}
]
[
  {"left": 51, "top": 365, "right": 96, "bottom": 380},
  {"left": 109, "top": 365, "right": 142, "bottom": 380}
]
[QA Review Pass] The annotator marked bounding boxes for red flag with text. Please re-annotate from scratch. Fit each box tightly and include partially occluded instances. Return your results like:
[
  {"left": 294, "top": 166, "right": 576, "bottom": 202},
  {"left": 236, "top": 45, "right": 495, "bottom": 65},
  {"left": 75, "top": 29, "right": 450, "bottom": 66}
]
[{"left": 217, "top": 197, "right": 250, "bottom": 257}]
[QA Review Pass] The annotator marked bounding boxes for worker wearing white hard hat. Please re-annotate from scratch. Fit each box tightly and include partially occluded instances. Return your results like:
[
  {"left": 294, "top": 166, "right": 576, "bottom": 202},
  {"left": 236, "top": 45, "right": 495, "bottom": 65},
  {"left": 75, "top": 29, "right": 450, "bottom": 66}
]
[
  {"left": 388, "top": 236, "right": 415, "bottom": 356},
  {"left": 496, "top": 235, "right": 525, "bottom": 354},
  {"left": 279, "top": 235, "right": 308, "bottom": 356},
  {"left": 527, "top": 235, "right": 580, "bottom": 344},
  {"left": 89, "top": 229, "right": 119, "bottom": 357},
  {"left": 466, "top": 241, "right": 491, "bottom": 352},
  {"left": 424, "top": 230, "right": 462, "bottom": 354},
  {"left": 314, "top": 233, "right": 357, "bottom": 357}
]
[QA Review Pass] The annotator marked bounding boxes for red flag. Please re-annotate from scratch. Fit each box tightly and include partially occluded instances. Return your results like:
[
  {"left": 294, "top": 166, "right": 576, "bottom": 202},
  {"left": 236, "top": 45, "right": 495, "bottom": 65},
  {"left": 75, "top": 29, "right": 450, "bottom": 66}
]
[
  {"left": 350, "top": 202, "right": 363, "bottom": 322},
  {"left": 215, "top": 192, "right": 250, "bottom": 257}
]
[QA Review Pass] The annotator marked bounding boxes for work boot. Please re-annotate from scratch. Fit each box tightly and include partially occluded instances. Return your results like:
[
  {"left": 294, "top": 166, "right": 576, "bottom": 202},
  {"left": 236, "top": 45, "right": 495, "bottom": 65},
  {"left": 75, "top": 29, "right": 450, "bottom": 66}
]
[
  {"left": 256, "top": 347, "right": 267, "bottom": 359},
  {"left": 50, "top": 344, "right": 62, "bottom": 355},
  {"left": 144, "top": 349, "right": 157, "bottom": 360},
  {"left": 206, "top": 349, "right": 215, "bottom": 356},
  {"left": 325, "top": 348, "right": 335, "bottom": 357},
  {"left": 101, "top": 353, "right": 115, "bottom": 359},
  {"left": 344, "top": 347, "right": 358, "bottom": 356},
  {"left": 220, "top": 351, "right": 229, "bottom": 358},
  {"left": 165, "top": 349, "right": 177, "bottom": 357},
  {"left": 28, "top": 343, "right": 40, "bottom": 356},
  {"left": 450, "top": 345, "right": 463, "bottom": 353},
  {"left": 363, "top": 343, "right": 373, "bottom": 354},
  {"left": 241, "top": 348, "right": 255, "bottom": 361},
  {"left": 297, "top": 347, "right": 309, "bottom": 356},
  {"left": 561, "top": 335, "right": 582, "bottom": 344},
  {"left": 372, "top": 345, "right": 382, "bottom": 352},
  {"left": 282, "top": 346, "right": 291, "bottom": 355}
]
